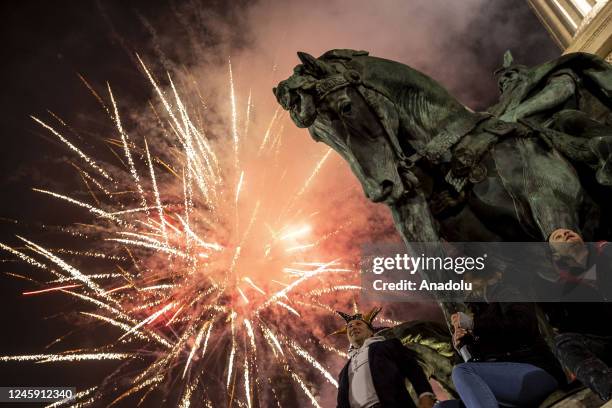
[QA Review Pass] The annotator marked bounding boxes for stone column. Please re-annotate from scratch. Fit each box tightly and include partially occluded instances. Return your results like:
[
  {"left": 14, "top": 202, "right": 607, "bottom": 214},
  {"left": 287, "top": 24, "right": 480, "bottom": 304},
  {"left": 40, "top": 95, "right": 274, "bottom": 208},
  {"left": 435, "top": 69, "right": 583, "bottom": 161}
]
[{"left": 527, "top": 0, "right": 612, "bottom": 58}]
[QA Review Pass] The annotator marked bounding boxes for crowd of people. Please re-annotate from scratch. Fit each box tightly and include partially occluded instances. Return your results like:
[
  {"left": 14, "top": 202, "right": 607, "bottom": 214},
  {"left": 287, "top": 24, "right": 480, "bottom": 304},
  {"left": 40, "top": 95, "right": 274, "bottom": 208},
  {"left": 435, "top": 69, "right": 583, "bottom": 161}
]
[{"left": 334, "top": 229, "right": 612, "bottom": 408}]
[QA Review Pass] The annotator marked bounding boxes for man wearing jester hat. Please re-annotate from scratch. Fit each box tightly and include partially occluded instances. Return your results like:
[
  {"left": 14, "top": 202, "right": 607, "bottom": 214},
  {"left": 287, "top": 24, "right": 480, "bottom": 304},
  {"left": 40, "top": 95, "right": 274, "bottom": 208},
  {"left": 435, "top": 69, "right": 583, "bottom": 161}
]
[{"left": 333, "top": 307, "right": 436, "bottom": 408}]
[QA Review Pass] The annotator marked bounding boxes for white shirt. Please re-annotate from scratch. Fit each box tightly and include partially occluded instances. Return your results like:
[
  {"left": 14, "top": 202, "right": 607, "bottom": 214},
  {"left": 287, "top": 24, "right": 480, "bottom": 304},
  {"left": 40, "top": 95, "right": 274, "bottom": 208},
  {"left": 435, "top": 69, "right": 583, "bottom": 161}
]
[
  {"left": 348, "top": 336, "right": 384, "bottom": 408},
  {"left": 347, "top": 336, "right": 436, "bottom": 408}
]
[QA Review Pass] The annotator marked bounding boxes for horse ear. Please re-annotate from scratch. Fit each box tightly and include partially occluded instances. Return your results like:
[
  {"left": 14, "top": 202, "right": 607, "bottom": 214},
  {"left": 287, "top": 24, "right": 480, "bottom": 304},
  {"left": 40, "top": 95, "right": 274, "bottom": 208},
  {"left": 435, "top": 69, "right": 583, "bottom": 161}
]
[
  {"left": 297, "top": 51, "right": 334, "bottom": 77},
  {"left": 503, "top": 50, "right": 514, "bottom": 68},
  {"left": 297, "top": 51, "right": 318, "bottom": 68}
]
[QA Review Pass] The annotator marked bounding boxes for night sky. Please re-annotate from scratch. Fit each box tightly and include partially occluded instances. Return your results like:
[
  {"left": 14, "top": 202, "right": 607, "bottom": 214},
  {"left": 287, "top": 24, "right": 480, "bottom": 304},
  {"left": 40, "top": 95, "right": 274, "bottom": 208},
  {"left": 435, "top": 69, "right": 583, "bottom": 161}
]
[{"left": 0, "top": 1, "right": 560, "bottom": 406}]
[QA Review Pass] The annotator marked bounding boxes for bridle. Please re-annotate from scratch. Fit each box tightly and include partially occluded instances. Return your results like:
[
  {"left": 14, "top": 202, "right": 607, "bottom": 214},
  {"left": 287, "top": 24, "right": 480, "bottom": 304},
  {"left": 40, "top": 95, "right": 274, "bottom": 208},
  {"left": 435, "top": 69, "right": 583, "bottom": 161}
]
[{"left": 312, "top": 68, "right": 415, "bottom": 172}]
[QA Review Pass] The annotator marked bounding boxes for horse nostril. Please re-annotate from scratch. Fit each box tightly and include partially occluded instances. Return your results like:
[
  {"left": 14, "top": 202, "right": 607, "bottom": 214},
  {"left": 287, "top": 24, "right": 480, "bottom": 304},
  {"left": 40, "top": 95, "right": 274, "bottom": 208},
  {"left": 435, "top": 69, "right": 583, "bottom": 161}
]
[
  {"left": 370, "top": 180, "right": 394, "bottom": 203},
  {"left": 381, "top": 180, "right": 394, "bottom": 192}
]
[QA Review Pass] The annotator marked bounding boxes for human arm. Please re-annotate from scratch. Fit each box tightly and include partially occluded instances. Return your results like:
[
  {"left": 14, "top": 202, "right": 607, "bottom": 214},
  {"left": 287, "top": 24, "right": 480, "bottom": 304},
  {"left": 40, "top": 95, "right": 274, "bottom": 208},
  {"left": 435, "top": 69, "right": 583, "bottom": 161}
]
[
  {"left": 336, "top": 365, "right": 349, "bottom": 408},
  {"left": 391, "top": 339, "right": 434, "bottom": 397},
  {"left": 500, "top": 74, "right": 576, "bottom": 122},
  {"left": 451, "top": 312, "right": 474, "bottom": 350},
  {"left": 451, "top": 312, "right": 473, "bottom": 331},
  {"left": 452, "top": 327, "right": 472, "bottom": 350},
  {"left": 418, "top": 393, "right": 436, "bottom": 408}
]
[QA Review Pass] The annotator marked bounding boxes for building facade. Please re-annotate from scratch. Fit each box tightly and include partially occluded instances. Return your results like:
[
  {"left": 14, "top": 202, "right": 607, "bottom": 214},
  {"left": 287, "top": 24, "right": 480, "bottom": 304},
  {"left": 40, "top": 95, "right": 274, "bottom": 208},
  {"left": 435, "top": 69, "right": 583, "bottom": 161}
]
[{"left": 527, "top": 0, "right": 612, "bottom": 60}]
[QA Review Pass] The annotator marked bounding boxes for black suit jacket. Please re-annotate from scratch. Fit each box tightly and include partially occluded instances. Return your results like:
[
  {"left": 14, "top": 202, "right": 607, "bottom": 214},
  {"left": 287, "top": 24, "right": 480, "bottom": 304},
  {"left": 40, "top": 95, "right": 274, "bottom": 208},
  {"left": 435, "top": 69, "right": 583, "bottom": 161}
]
[{"left": 336, "top": 338, "right": 432, "bottom": 408}]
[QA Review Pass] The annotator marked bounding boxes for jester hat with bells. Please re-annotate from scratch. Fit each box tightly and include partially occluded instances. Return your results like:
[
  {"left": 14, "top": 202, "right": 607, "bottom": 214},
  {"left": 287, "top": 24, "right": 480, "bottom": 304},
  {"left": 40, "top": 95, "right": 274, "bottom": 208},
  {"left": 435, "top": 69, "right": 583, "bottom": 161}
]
[{"left": 329, "top": 307, "right": 384, "bottom": 337}]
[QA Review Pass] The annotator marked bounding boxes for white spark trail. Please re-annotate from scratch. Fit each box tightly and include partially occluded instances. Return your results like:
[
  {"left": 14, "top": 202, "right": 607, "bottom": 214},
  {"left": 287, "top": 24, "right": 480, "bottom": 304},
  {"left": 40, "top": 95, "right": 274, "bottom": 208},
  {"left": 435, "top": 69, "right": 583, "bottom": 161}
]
[
  {"left": 31, "top": 116, "right": 113, "bottom": 181},
  {"left": 258, "top": 260, "right": 341, "bottom": 312},
  {"left": 290, "top": 371, "right": 321, "bottom": 408},
  {"left": 32, "top": 189, "right": 125, "bottom": 225},
  {"left": 0, "top": 353, "right": 132, "bottom": 362},
  {"left": 64, "top": 292, "right": 172, "bottom": 348},
  {"left": 243, "top": 277, "right": 265, "bottom": 295},
  {"left": 49, "top": 273, "right": 122, "bottom": 283},
  {"left": 119, "top": 302, "right": 176, "bottom": 341},
  {"left": 285, "top": 243, "right": 315, "bottom": 252},
  {"left": 44, "top": 386, "right": 98, "bottom": 408},
  {"left": 229, "top": 59, "right": 239, "bottom": 172},
  {"left": 144, "top": 138, "right": 168, "bottom": 244},
  {"left": 244, "top": 355, "right": 252, "bottom": 408},
  {"left": 178, "top": 375, "right": 201, "bottom": 408},
  {"left": 260, "top": 324, "right": 284, "bottom": 357},
  {"left": 237, "top": 287, "right": 249, "bottom": 303},
  {"left": 258, "top": 107, "right": 280, "bottom": 154},
  {"left": 235, "top": 171, "right": 245, "bottom": 205},
  {"left": 243, "top": 319, "right": 256, "bottom": 352},
  {"left": 0, "top": 242, "right": 50, "bottom": 271},
  {"left": 168, "top": 75, "right": 214, "bottom": 206},
  {"left": 106, "top": 238, "right": 191, "bottom": 259},
  {"left": 244, "top": 88, "right": 252, "bottom": 138},
  {"left": 182, "top": 321, "right": 209, "bottom": 379},
  {"left": 176, "top": 214, "right": 223, "bottom": 251},
  {"left": 297, "top": 149, "right": 333, "bottom": 198},
  {"left": 17, "top": 236, "right": 106, "bottom": 297},
  {"left": 201, "top": 318, "right": 214, "bottom": 358},
  {"left": 276, "top": 301, "right": 300, "bottom": 317},
  {"left": 281, "top": 148, "right": 333, "bottom": 219},
  {"left": 108, "top": 85, "right": 149, "bottom": 214},
  {"left": 227, "top": 312, "right": 237, "bottom": 389},
  {"left": 280, "top": 226, "right": 311, "bottom": 241},
  {"left": 80, "top": 312, "right": 149, "bottom": 341},
  {"left": 71, "top": 163, "right": 113, "bottom": 197},
  {"left": 288, "top": 340, "right": 338, "bottom": 388}
]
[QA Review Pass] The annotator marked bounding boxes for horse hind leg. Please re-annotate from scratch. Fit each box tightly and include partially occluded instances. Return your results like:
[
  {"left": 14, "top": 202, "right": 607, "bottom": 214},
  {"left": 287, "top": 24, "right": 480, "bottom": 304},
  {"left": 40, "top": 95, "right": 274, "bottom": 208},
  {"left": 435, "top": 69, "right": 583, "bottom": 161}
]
[
  {"left": 552, "top": 109, "right": 612, "bottom": 186},
  {"left": 589, "top": 136, "right": 612, "bottom": 186}
]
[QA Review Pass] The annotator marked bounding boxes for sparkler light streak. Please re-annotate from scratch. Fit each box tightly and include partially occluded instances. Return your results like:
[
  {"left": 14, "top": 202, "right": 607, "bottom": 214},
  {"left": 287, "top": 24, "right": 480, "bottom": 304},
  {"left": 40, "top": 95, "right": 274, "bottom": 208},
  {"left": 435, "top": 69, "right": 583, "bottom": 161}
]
[
  {"left": 229, "top": 59, "right": 240, "bottom": 174},
  {"left": 22, "top": 284, "right": 82, "bottom": 296},
  {"left": 0, "top": 57, "right": 367, "bottom": 407},
  {"left": 0, "top": 353, "right": 133, "bottom": 362}
]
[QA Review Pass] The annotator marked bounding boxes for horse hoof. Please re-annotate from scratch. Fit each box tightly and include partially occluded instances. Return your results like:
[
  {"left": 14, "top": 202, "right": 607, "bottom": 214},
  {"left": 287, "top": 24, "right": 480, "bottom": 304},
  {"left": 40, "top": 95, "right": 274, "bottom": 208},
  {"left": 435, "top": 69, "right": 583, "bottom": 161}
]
[{"left": 596, "top": 164, "right": 612, "bottom": 186}]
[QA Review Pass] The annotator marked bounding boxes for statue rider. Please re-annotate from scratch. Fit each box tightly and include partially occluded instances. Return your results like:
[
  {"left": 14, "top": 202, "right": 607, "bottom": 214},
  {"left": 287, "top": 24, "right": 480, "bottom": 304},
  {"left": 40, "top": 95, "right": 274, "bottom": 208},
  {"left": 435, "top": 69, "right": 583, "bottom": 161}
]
[{"left": 489, "top": 50, "right": 612, "bottom": 187}]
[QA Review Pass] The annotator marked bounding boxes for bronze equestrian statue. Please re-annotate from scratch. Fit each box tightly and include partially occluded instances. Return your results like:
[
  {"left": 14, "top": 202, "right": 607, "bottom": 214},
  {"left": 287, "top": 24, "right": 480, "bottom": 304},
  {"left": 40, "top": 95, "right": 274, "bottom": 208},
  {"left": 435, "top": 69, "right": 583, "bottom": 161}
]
[
  {"left": 273, "top": 49, "right": 612, "bottom": 246},
  {"left": 274, "top": 49, "right": 612, "bottom": 407}
]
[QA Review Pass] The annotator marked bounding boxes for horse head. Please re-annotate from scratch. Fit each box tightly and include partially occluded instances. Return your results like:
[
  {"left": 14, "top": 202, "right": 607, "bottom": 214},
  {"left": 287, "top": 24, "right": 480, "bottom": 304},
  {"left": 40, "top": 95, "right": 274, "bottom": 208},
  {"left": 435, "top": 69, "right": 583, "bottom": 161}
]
[
  {"left": 274, "top": 50, "right": 471, "bottom": 242},
  {"left": 275, "top": 51, "right": 415, "bottom": 203}
]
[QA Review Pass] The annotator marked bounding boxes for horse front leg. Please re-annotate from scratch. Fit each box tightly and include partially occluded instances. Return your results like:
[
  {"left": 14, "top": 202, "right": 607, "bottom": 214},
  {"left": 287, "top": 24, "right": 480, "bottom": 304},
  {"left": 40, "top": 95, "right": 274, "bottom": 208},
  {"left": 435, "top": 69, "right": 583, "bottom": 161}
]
[
  {"left": 389, "top": 190, "right": 464, "bottom": 330},
  {"left": 494, "top": 138, "right": 585, "bottom": 241}
]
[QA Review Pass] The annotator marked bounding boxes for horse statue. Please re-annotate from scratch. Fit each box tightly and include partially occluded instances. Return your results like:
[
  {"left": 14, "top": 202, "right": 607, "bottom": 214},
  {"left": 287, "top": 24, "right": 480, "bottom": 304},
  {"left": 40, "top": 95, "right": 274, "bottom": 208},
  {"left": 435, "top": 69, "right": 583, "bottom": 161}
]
[
  {"left": 274, "top": 49, "right": 612, "bottom": 407},
  {"left": 273, "top": 49, "right": 612, "bottom": 247}
]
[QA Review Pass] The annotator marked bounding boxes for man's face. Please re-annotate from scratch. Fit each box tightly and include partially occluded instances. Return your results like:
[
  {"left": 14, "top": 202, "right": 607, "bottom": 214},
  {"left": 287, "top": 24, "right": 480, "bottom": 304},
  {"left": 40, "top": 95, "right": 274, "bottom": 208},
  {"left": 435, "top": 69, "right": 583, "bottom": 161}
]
[
  {"left": 498, "top": 70, "right": 521, "bottom": 93},
  {"left": 549, "top": 228, "right": 587, "bottom": 267},
  {"left": 347, "top": 319, "right": 374, "bottom": 348},
  {"left": 549, "top": 228, "right": 583, "bottom": 244}
]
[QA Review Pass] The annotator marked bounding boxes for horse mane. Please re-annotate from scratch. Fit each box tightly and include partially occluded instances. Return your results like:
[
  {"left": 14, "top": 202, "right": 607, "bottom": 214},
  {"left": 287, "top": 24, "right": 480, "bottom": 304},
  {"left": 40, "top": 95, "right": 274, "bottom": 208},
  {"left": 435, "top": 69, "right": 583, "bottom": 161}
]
[{"left": 317, "top": 51, "right": 474, "bottom": 147}]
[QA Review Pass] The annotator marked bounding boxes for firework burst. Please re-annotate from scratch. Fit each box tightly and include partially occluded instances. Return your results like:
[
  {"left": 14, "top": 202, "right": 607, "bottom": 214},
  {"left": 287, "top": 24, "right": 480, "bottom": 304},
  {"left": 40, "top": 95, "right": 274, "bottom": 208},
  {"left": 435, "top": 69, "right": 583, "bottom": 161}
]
[{"left": 0, "top": 56, "right": 369, "bottom": 407}]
